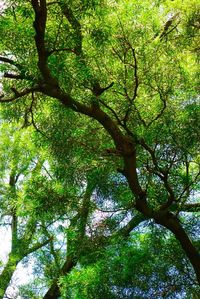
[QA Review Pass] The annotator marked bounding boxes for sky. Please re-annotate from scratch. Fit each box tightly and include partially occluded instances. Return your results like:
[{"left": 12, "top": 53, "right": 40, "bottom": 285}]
[{"left": 0, "top": 1, "right": 6, "bottom": 14}]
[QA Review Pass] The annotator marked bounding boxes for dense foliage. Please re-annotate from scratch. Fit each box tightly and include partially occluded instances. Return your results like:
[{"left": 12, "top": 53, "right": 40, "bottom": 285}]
[{"left": 0, "top": 0, "right": 200, "bottom": 298}]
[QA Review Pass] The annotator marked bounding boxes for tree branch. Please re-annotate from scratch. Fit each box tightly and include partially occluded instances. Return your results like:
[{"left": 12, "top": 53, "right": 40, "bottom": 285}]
[
  {"left": 26, "top": 236, "right": 53, "bottom": 255},
  {"left": 59, "top": 3, "right": 82, "bottom": 55},
  {"left": 179, "top": 203, "right": 200, "bottom": 213},
  {"left": 147, "top": 91, "right": 167, "bottom": 127},
  {"left": 31, "top": 0, "right": 57, "bottom": 85},
  {"left": 117, "top": 213, "right": 146, "bottom": 237},
  {"left": 0, "top": 56, "right": 21, "bottom": 68},
  {"left": 123, "top": 47, "right": 139, "bottom": 124},
  {"left": 159, "top": 13, "right": 179, "bottom": 39},
  {"left": 0, "top": 86, "right": 39, "bottom": 103}
]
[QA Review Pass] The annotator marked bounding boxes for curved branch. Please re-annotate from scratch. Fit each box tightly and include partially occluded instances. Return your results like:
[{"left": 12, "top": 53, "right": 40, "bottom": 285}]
[
  {"left": 155, "top": 211, "right": 200, "bottom": 284},
  {"left": 147, "top": 92, "right": 167, "bottom": 127}
]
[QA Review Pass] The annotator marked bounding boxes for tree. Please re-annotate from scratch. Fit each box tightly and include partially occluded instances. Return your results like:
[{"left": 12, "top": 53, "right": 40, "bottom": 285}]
[
  {"left": 0, "top": 0, "right": 200, "bottom": 297},
  {"left": 0, "top": 113, "right": 145, "bottom": 298},
  {"left": 0, "top": 123, "right": 53, "bottom": 298}
]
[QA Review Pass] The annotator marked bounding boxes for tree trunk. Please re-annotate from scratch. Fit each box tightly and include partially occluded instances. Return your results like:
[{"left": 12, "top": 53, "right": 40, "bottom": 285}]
[{"left": 0, "top": 253, "right": 19, "bottom": 298}]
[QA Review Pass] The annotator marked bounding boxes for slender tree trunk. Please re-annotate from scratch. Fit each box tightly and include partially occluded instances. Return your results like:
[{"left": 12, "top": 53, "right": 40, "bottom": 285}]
[{"left": 0, "top": 253, "right": 19, "bottom": 298}]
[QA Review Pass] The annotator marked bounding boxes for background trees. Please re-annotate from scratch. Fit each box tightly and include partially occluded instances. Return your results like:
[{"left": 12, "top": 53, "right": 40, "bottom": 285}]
[{"left": 0, "top": 0, "right": 200, "bottom": 298}]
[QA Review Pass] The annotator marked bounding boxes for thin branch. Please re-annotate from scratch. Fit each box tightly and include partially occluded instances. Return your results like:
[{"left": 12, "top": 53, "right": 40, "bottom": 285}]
[
  {"left": 47, "top": 1, "right": 60, "bottom": 6},
  {"left": 147, "top": 91, "right": 167, "bottom": 127},
  {"left": 159, "top": 172, "right": 176, "bottom": 210},
  {"left": 117, "top": 214, "right": 146, "bottom": 237},
  {"left": 132, "top": 48, "right": 139, "bottom": 100},
  {"left": 179, "top": 203, "right": 200, "bottom": 213},
  {"left": 52, "top": 12, "right": 63, "bottom": 51},
  {"left": 20, "top": 219, "right": 37, "bottom": 248},
  {"left": 59, "top": 3, "right": 82, "bottom": 55},
  {"left": 3, "top": 73, "right": 25, "bottom": 80},
  {"left": 0, "top": 56, "right": 21, "bottom": 68},
  {"left": 0, "top": 86, "right": 39, "bottom": 103},
  {"left": 134, "top": 104, "right": 147, "bottom": 126},
  {"left": 47, "top": 47, "right": 76, "bottom": 56},
  {"left": 29, "top": 92, "right": 47, "bottom": 137},
  {"left": 0, "top": 56, "right": 34, "bottom": 81},
  {"left": 42, "top": 226, "right": 61, "bottom": 270},
  {"left": 3, "top": 71, "right": 34, "bottom": 81},
  {"left": 140, "top": 138, "right": 163, "bottom": 172},
  {"left": 112, "top": 47, "right": 124, "bottom": 64},
  {"left": 123, "top": 47, "right": 139, "bottom": 124},
  {"left": 178, "top": 171, "right": 200, "bottom": 202},
  {"left": 26, "top": 236, "right": 53, "bottom": 255},
  {"left": 160, "top": 22, "right": 180, "bottom": 40},
  {"left": 159, "top": 13, "right": 180, "bottom": 39},
  {"left": 139, "top": 138, "right": 176, "bottom": 210},
  {"left": 96, "top": 205, "right": 132, "bottom": 213},
  {"left": 98, "top": 98, "right": 123, "bottom": 126}
]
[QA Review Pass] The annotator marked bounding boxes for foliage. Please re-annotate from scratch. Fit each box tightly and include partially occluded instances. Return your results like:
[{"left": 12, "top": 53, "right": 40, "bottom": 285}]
[
  {"left": 60, "top": 230, "right": 200, "bottom": 299},
  {"left": 0, "top": 0, "right": 200, "bottom": 298}
]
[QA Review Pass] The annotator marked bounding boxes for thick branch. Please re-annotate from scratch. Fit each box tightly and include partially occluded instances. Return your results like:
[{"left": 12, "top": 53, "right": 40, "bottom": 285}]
[
  {"left": 0, "top": 254, "right": 19, "bottom": 299},
  {"left": 31, "top": 0, "right": 57, "bottom": 84},
  {"left": 155, "top": 211, "right": 200, "bottom": 284}
]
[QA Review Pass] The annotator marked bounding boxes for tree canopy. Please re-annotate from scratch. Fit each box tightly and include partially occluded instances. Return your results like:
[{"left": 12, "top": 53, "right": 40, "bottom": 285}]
[{"left": 0, "top": 0, "right": 200, "bottom": 298}]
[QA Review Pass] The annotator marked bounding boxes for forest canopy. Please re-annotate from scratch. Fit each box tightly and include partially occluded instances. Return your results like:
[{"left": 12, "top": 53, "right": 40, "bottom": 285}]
[{"left": 0, "top": 0, "right": 200, "bottom": 298}]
